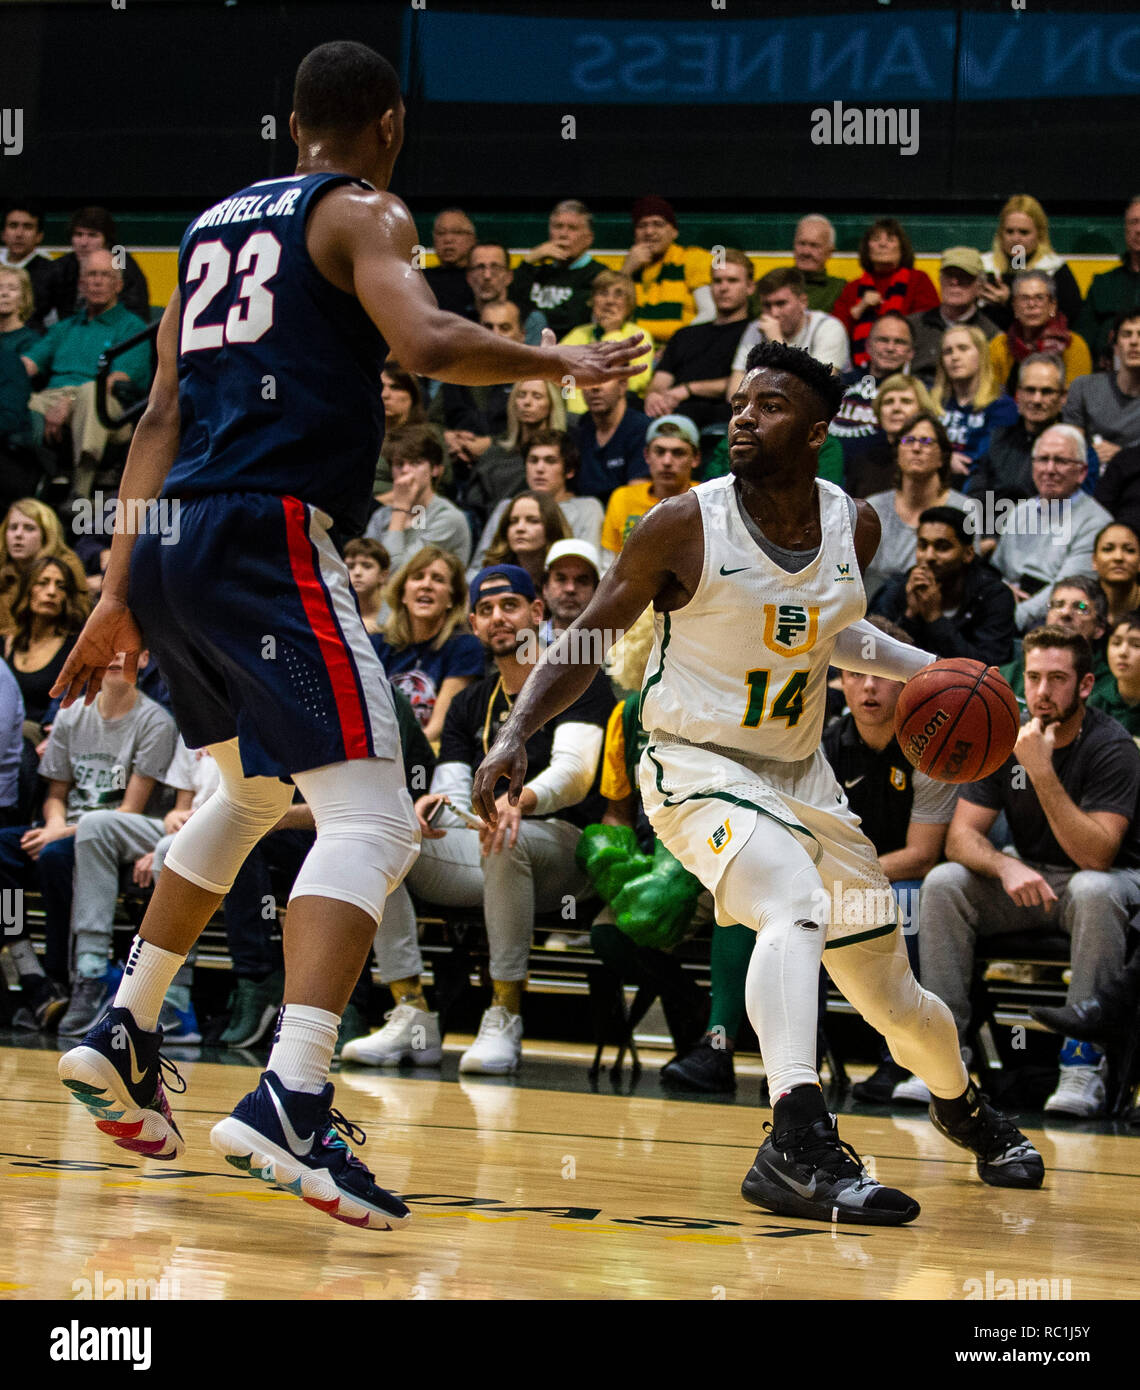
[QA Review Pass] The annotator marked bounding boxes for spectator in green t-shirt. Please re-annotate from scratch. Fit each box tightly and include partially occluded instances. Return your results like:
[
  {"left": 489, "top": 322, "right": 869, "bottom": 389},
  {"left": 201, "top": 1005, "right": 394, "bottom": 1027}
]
[{"left": 21, "top": 249, "right": 152, "bottom": 495}]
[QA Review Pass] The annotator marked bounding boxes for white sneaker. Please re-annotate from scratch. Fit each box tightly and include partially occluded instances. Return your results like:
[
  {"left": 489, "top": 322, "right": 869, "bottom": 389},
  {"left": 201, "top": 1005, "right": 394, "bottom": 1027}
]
[
  {"left": 339, "top": 1004, "right": 443, "bottom": 1067},
  {"left": 458, "top": 1006, "right": 523, "bottom": 1074},
  {"left": 1044, "top": 1062, "right": 1106, "bottom": 1117},
  {"left": 891, "top": 1074, "right": 932, "bottom": 1104}
]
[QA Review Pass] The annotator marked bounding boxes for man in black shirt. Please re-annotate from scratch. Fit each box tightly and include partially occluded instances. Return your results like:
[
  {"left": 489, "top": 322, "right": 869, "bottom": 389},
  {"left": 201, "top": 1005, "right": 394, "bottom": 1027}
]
[
  {"left": 396, "top": 564, "right": 613, "bottom": 1074},
  {"left": 915, "top": 628, "right": 1140, "bottom": 1117},
  {"left": 423, "top": 207, "right": 477, "bottom": 317},
  {"left": 870, "top": 506, "right": 1016, "bottom": 665},
  {"left": 509, "top": 200, "right": 608, "bottom": 340},
  {"left": 642, "top": 250, "right": 752, "bottom": 432}
]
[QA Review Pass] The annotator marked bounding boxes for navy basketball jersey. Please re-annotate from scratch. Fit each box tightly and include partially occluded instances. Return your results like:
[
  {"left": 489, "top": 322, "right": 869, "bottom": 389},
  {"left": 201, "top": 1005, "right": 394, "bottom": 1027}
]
[{"left": 164, "top": 172, "right": 388, "bottom": 536}]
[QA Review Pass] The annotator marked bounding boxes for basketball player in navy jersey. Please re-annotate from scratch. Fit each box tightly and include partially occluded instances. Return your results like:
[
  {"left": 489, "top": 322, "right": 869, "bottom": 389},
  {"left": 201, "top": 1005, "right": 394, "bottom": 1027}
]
[
  {"left": 52, "top": 41, "right": 646, "bottom": 1232},
  {"left": 474, "top": 340, "right": 1044, "bottom": 1226}
]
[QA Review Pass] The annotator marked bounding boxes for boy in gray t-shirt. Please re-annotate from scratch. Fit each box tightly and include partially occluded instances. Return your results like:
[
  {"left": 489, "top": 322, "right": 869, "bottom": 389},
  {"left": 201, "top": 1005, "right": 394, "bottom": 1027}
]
[{"left": 0, "top": 653, "right": 176, "bottom": 1034}]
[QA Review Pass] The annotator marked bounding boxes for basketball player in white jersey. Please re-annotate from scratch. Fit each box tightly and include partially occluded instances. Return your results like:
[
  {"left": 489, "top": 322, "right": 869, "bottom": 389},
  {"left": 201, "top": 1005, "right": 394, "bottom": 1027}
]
[{"left": 473, "top": 340, "right": 1044, "bottom": 1225}]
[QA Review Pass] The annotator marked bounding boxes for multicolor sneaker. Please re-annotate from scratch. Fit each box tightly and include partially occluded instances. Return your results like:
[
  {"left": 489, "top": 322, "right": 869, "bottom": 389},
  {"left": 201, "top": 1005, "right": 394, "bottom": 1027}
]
[
  {"left": 58, "top": 1007, "right": 186, "bottom": 1160},
  {"left": 209, "top": 1071, "right": 410, "bottom": 1231}
]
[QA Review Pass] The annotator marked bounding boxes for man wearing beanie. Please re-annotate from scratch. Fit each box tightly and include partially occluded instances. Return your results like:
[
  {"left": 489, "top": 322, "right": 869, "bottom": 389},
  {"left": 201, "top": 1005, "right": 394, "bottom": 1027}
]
[{"left": 621, "top": 196, "right": 713, "bottom": 349}]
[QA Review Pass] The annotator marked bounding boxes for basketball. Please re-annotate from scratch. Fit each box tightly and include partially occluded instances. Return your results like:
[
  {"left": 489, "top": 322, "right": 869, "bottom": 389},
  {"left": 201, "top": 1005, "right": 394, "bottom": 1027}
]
[{"left": 894, "top": 658, "right": 1020, "bottom": 783}]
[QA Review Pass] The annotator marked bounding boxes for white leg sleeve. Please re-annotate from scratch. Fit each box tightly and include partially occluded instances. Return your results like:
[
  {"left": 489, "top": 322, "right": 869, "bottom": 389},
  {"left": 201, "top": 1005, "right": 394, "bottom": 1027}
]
[
  {"left": 290, "top": 757, "right": 420, "bottom": 924},
  {"left": 716, "top": 817, "right": 828, "bottom": 1099},
  {"left": 163, "top": 739, "right": 295, "bottom": 895}
]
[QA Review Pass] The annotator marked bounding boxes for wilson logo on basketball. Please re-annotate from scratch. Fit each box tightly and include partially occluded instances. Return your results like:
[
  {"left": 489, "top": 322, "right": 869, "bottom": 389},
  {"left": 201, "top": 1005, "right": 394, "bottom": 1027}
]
[
  {"left": 941, "top": 739, "right": 973, "bottom": 779},
  {"left": 904, "top": 707, "right": 949, "bottom": 759},
  {"left": 761, "top": 604, "right": 819, "bottom": 656}
]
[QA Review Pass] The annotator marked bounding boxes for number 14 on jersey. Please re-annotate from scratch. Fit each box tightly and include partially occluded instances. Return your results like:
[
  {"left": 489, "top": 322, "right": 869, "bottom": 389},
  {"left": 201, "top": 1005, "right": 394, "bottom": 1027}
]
[{"left": 741, "top": 669, "right": 809, "bottom": 729}]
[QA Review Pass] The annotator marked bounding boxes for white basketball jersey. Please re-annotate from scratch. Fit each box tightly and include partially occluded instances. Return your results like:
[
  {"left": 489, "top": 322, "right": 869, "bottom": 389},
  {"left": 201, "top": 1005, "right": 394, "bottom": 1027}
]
[{"left": 639, "top": 474, "right": 866, "bottom": 762}]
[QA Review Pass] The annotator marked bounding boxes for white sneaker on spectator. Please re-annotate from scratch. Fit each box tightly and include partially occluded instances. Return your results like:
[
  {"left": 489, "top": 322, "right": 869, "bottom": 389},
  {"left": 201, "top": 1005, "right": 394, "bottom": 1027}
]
[
  {"left": 891, "top": 1074, "right": 932, "bottom": 1104},
  {"left": 458, "top": 1006, "right": 523, "bottom": 1074},
  {"left": 1044, "top": 1062, "right": 1106, "bottom": 1117},
  {"left": 340, "top": 1005, "right": 442, "bottom": 1067}
]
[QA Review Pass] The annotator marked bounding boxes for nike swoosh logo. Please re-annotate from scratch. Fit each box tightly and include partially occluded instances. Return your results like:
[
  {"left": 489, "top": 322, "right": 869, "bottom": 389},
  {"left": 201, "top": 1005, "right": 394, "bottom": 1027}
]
[
  {"left": 772, "top": 1167, "right": 818, "bottom": 1200},
  {"left": 124, "top": 1034, "right": 146, "bottom": 1087},
  {"left": 844, "top": 776, "right": 864, "bottom": 789},
  {"left": 268, "top": 1081, "right": 314, "bottom": 1157},
  {"left": 719, "top": 564, "right": 750, "bottom": 576}
]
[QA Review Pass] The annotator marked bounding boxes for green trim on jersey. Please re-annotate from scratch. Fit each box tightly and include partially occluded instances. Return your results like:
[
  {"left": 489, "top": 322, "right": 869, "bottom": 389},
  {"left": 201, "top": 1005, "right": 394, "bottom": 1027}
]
[
  {"left": 645, "top": 744, "right": 816, "bottom": 841},
  {"left": 823, "top": 923, "right": 897, "bottom": 950},
  {"left": 638, "top": 612, "right": 671, "bottom": 724}
]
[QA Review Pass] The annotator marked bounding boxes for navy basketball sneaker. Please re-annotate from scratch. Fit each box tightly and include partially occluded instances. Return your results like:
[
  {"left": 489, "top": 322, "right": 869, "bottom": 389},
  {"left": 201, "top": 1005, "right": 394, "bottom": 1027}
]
[
  {"left": 742, "top": 1112, "right": 920, "bottom": 1226},
  {"left": 210, "top": 1071, "right": 410, "bottom": 1231},
  {"left": 58, "top": 1006, "right": 186, "bottom": 1160}
]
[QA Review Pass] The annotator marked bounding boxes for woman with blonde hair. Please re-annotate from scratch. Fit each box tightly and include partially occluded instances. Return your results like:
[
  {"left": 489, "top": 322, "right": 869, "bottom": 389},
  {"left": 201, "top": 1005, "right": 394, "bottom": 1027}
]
[
  {"left": 464, "top": 379, "right": 566, "bottom": 523},
  {"left": 843, "top": 372, "right": 939, "bottom": 499},
  {"left": 0, "top": 265, "right": 40, "bottom": 358},
  {"left": 932, "top": 323, "right": 1018, "bottom": 476},
  {"left": 0, "top": 498, "right": 87, "bottom": 634},
  {"left": 481, "top": 489, "right": 569, "bottom": 589},
  {"left": 559, "top": 271, "right": 653, "bottom": 413},
  {"left": 978, "top": 195, "right": 1082, "bottom": 332},
  {"left": 371, "top": 545, "right": 484, "bottom": 745}
]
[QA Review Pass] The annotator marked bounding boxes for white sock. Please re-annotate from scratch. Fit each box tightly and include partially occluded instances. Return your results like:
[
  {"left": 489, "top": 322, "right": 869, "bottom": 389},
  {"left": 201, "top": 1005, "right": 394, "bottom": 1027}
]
[
  {"left": 267, "top": 1004, "right": 339, "bottom": 1094},
  {"left": 114, "top": 936, "right": 186, "bottom": 1033},
  {"left": 6, "top": 938, "right": 44, "bottom": 979}
]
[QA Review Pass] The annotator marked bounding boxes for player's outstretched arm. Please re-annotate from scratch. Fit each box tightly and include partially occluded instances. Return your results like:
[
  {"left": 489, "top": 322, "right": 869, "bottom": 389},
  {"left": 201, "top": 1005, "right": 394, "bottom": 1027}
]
[
  {"left": 51, "top": 293, "right": 182, "bottom": 707},
  {"left": 471, "top": 495, "right": 698, "bottom": 823},
  {"left": 310, "top": 188, "right": 649, "bottom": 387}
]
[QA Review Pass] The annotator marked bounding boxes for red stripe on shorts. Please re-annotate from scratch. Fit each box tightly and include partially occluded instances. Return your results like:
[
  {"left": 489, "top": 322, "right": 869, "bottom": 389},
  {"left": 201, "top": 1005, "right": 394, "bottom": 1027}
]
[{"left": 281, "top": 495, "right": 369, "bottom": 759}]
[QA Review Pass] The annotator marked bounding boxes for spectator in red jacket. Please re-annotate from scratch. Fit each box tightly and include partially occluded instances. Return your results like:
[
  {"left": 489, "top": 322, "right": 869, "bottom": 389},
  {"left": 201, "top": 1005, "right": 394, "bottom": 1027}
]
[{"left": 833, "top": 218, "right": 939, "bottom": 370}]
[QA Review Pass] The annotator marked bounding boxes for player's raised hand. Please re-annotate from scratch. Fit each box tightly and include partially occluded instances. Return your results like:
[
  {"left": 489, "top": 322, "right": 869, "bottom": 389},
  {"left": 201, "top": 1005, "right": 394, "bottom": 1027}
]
[
  {"left": 546, "top": 326, "right": 651, "bottom": 386},
  {"left": 49, "top": 595, "right": 142, "bottom": 707},
  {"left": 472, "top": 732, "right": 529, "bottom": 826}
]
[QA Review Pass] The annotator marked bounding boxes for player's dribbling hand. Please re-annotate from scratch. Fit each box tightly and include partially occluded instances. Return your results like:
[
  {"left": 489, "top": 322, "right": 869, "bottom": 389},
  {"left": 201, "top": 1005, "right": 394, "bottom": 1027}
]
[
  {"left": 997, "top": 856, "right": 1058, "bottom": 912},
  {"left": 50, "top": 595, "right": 142, "bottom": 707},
  {"left": 472, "top": 735, "right": 529, "bottom": 826}
]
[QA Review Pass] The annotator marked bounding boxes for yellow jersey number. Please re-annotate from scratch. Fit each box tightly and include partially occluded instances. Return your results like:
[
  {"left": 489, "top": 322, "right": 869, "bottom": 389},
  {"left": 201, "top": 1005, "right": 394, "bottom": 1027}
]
[{"left": 741, "top": 668, "right": 810, "bottom": 729}]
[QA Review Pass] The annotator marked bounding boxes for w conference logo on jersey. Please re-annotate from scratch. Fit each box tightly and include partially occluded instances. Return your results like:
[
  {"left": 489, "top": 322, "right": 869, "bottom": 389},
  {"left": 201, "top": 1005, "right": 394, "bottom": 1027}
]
[{"left": 761, "top": 604, "right": 819, "bottom": 656}]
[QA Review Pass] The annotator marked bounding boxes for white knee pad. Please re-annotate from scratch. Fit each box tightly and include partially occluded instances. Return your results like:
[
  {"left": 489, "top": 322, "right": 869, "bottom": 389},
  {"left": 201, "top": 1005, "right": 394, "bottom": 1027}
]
[
  {"left": 163, "top": 739, "right": 295, "bottom": 895},
  {"left": 290, "top": 757, "right": 420, "bottom": 924}
]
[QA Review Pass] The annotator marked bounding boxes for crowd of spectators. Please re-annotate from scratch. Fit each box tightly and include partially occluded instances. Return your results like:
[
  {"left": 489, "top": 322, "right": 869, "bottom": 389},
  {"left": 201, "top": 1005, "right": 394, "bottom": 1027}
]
[{"left": 2, "top": 191, "right": 1140, "bottom": 1118}]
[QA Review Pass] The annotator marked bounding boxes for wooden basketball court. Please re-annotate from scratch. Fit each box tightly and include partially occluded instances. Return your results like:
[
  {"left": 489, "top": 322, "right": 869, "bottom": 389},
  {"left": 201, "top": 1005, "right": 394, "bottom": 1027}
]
[{"left": 2, "top": 1038, "right": 1137, "bottom": 1301}]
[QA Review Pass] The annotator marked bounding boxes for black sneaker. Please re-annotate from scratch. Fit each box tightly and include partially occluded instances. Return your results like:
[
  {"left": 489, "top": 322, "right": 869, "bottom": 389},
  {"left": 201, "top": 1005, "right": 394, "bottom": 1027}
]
[
  {"left": 929, "top": 1082, "right": 1044, "bottom": 1189},
  {"left": 661, "top": 1035, "right": 736, "bottom": 1093},
  {"left": 852, "top": 1059, "right": 910, "bottom": 1103},
  {"left": 11, "top": 977, "right": 69, "bottom": 1032},
  {"left": 741, "top": 1112, "right": 920, "bottom": 1226}
]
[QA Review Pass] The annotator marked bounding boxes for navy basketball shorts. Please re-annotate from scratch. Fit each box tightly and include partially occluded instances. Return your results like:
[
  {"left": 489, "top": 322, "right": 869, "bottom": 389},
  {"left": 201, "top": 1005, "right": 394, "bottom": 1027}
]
[{"left": 129, "top": 492, "right": 401, "bottom": 779}]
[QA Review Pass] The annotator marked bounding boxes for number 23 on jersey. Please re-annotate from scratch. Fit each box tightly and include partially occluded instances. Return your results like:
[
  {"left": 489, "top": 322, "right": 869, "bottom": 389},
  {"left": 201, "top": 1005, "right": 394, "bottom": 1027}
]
[{"left": 181, "top": 232, "right": 282, "bottom": 353}]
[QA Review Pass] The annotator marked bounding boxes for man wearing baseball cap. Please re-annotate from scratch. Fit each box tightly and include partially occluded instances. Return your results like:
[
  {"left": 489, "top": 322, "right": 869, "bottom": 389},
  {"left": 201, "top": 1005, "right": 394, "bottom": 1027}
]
[
  {"left": 908, "top": 245, "right": 1001, "bottom": 382},
  {"left": 600, "top": 416, "right": 698, "bottom": 569},
  {"left": 620, "top": 196, "right": 714, "bottom": 348},
  {"left": 369, "top": 561, "right": 613, "bottom": 1076},
  {"left": 540, "top": 539, "right": 601, "bottom": 645}
]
